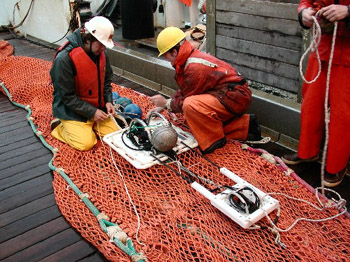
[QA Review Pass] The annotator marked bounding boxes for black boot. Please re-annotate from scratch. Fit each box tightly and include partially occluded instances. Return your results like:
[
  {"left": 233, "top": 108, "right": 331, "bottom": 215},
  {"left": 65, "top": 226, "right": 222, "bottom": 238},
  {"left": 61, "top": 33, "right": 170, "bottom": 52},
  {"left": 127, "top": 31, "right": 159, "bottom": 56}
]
[
  {"left": 247, "top": 114, "right": 262, "bottom": 141},
  {"left": 201, "top": 137, "right": 227, "bottom": 154}
]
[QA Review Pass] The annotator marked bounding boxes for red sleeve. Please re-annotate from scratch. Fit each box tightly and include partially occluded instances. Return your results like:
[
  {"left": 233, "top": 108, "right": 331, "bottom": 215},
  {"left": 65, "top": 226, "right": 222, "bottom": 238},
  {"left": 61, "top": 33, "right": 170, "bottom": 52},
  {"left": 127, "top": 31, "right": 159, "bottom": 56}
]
[
  {"left": 170, "top": 63, "right": 225, "bottom": 113},
  {"left": 170, "top": 89, "right": 185, "bottom": 113},
  {"left": 298, "top": 0, "right": 314, "bottom": 13}
]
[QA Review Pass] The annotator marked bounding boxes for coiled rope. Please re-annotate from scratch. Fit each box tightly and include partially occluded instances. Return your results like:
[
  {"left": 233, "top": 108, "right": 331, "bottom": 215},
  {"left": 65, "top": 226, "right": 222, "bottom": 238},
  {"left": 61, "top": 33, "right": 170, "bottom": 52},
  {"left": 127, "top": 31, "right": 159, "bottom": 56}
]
[{"left": 0, "top": 82, "right": 147, "bottom": 262}]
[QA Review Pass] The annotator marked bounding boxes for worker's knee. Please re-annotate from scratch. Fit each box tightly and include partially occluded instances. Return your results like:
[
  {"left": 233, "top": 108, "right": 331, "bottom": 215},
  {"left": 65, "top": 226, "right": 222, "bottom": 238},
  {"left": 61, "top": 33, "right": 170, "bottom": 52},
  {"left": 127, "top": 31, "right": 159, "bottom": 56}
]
[
  {"left": 66, "top": 130, "right": 97, "bottom": 151},
  {"left": 70, "top": 137, "right": 96, "bottom": 151},
  {"left": 182, "top": 96, "right": 197, "bottom": 114}
]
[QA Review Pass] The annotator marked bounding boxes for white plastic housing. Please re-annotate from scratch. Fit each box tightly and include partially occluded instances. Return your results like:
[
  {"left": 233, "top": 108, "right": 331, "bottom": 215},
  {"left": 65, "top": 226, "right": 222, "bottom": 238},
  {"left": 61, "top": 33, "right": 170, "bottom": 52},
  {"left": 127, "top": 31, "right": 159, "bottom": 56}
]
[{"left": 191, "top": 169, "right": 279, "bottom": 229}]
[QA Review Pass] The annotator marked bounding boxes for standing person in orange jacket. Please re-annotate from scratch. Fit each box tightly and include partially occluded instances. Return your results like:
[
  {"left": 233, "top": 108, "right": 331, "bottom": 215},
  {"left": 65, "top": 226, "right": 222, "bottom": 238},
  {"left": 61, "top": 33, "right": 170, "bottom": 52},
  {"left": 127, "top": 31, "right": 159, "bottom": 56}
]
[
  {"left": 150, "top": 27, "right": 263, "bottom": 154},
  {"left": 50, "top": 16, "right": 120, "bottom": 151},
  {"left": 282, "top": 0, "right": 350, "bottom": 187}
]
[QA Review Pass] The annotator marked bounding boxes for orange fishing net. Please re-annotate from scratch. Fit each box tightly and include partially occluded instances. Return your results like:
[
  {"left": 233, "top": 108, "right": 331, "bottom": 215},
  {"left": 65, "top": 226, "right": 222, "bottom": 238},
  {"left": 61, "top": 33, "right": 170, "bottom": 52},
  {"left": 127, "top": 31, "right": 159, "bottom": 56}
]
[
  {"left": 1, "top": 56, "right": 349, "bottom": 262},
  {"left": 0, "top": 40, "right": 14, "bottom": 59}
]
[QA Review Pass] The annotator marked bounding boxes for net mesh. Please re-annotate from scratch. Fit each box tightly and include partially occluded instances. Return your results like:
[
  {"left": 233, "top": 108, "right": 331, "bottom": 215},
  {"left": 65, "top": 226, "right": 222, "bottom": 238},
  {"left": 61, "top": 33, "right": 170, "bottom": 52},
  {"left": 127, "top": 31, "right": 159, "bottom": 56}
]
[
  {"left": 0, "top": 40, "right": 14, "bottom": 59},
  {"left": 1, "top": 56, "right": 349, "bottom": 262}
]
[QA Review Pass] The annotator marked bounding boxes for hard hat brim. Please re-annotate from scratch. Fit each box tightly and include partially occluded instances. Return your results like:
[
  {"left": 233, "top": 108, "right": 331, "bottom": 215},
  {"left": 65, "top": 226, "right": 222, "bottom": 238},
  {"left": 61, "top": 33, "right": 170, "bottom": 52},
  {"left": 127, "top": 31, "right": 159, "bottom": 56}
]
[{"left": 101, "top": 39, "right": 114, "bottom": 49}]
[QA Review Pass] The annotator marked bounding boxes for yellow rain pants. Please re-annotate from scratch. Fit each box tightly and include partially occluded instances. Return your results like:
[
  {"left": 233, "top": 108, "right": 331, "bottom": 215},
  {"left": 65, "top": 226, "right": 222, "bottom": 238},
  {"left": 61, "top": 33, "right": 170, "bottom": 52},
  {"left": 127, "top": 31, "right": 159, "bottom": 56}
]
[{"left": 51, "top": 117, "right": 120, "bottom": 151}]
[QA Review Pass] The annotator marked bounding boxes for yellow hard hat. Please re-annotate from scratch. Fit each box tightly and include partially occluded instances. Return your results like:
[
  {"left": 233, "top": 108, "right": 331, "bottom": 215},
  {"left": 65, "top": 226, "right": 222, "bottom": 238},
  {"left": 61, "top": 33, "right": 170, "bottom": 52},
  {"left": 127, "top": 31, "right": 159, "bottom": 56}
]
[
  {"left": 85, "top": 16, "right": 114, "bottom": 49},
  {"left": 156, "top": 27, "right": 186, "bottom": 57}
]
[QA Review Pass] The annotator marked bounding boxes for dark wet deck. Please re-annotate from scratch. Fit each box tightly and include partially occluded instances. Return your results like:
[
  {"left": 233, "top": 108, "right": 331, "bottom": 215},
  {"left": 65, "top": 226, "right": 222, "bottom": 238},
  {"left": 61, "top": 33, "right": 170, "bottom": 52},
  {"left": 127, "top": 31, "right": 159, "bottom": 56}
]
[{"left": 0, "top": 31, "right": 349, "bottom": 262}]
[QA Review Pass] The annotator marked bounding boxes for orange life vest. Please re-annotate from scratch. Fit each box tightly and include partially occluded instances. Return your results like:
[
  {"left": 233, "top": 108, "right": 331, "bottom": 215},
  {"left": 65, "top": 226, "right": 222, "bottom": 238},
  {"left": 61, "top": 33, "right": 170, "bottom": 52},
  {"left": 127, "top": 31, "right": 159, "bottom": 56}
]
[{"left": 69, "top": 47, "right": 106, "bottom": 108}]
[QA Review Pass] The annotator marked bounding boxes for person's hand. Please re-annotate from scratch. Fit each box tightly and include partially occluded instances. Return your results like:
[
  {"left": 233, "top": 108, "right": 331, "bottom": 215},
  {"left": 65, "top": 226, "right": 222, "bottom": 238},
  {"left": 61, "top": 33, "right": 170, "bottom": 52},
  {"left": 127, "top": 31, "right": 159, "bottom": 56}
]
[
  {"left": 150, "top": 95, "right": 167, "bottom": 108},
  {"left": 318, "top": 4, "right": 349, "bottom": 22},
  {"left": 146, "top": 106, "right": 164, "bottom": 119},
  {"left": 302, "top": 8, "right": 317, "bottom": 27},
  {"left": 94, "top": 109, "right": 109, "bottom": 122},
  {"left": 106, "top": 102, "right": 115, "bottom": 115}
]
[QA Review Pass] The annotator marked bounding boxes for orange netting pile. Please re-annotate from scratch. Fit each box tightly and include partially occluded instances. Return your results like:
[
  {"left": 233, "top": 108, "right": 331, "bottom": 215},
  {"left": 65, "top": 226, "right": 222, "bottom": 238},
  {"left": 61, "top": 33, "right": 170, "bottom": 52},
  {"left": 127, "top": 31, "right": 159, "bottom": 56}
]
[
  {"left": 1, "top": 56, "right": 349, "bottom": 261},
  {"left": 0, "top": 40, "right": 14, "bottom": 59}
]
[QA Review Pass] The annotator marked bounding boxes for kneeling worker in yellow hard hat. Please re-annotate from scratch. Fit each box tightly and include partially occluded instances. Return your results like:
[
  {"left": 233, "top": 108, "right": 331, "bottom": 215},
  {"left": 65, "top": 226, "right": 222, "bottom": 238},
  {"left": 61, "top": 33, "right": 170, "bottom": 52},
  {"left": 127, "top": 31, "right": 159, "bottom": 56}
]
[
  {"left": 150, "top": 26, "right": 262, "bottom": 154},
  {"left": 50, "top": 16, "right": 120, "bottom": 151}
]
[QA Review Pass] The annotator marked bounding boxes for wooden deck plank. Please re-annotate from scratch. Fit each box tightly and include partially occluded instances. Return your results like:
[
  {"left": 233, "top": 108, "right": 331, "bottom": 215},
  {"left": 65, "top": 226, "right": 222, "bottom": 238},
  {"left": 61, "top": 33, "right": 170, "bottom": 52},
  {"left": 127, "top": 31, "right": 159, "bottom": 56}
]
[
  {"left": 0, "top": 194, "right": 56, "bottom": 227},
  {"left": 0, "top": 135, "right": 40, "bottom": 155},
  {"left": 77, "top": 252, "right": 107, "bottom": 262},
  {"left": 0, "top": 154, "right": 52, "bottom": 180},
  {"left": 0, "top": 205, "right": 62, "bottom": 244},
  {"left": 0, "top": 147, "right": 51, "bottom": 172},
  {"left": 0, "top": 142, "right": 45, "bottom": 162},
  {"left": 0, "top": 174, "right": 52, "bottom": 200},
  {"left": 0, "top": 99, "right": 17, "bottom": 108},
  {"left": 0, "top": 110, "right": 26, "bottom": 121},
  {"left": 0, "top": 178, "right": 53, "bottom": 214},
  {"left": 0, "top": 216, "right": 70, "bottom": 260},
  {"left": 0, "top": 164, "right": 51, "bottom": 191},
  {"left": 1, "top": 228, "right": 82, "bottom": 262},
  {"left": 40, "top": 240, "right": 98, "bottom": 262},
  {"left": 0, "top": 129, "right": 35, "bottom": 147},
  {"left": 0, "top": 120, "right": 29, "bottom": 134}
]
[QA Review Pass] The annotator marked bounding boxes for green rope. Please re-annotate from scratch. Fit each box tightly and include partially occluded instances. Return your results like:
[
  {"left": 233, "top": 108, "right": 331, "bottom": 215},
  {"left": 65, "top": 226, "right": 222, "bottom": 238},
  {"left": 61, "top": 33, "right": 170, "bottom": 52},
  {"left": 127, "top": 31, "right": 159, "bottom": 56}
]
[{"left": 0, "top": 82, "right": 146, "bottom": 262}]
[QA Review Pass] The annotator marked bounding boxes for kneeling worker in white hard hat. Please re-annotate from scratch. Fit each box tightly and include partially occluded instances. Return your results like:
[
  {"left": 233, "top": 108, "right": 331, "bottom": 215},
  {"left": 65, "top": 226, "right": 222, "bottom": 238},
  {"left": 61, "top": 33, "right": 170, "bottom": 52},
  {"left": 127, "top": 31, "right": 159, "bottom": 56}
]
[
  {"left": 50, "top": 16, "right": 120, "bottom": 151},
  {"left": 150, "top": 26, "right": 262, "bottom": 154}
]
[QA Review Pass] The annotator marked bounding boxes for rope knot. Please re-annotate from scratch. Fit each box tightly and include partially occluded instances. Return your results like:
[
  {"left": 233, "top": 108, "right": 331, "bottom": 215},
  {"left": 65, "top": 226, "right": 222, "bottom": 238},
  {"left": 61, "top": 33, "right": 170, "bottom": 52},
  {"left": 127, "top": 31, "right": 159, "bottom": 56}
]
[
  {"left": 106, "top": 225, "right": 128, "bottom": 244},
  {"left": 55, "top": 167, "right": 65, "bottom": 173},
  {"left": 261, "top": 153, "right": 276, "bottom": 164},
  {"left": 240, "top": 144, "right": 249, "bottom": 150},
  {"left": 284, "top": 168, "right": 294, "bottom": 177},
  {"left": 335, "top": 199, "right": 347, "bottom": 210},
  {"left": 96, "top": 212, "right": 109, "bottom": 221},
  {"left": 270, "top": 227, "right": 286, "bottom": 248},
  {"left": 52, "top": 147, "right": 59, "bottom": 154},
  {"left": 79, "top": 193, "right": 89, "bottom": 200}
]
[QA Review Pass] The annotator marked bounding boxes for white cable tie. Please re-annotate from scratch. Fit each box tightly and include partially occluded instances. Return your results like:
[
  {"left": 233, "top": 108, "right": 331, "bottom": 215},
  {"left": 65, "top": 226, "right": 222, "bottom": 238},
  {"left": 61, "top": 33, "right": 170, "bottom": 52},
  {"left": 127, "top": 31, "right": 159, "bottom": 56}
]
[
  {"left": 36, "top": 131, "right": 42, "bottom": 137},
  {"left": 261, "top": 153, "right": 276, "bottom": 164},
  {"left": 52, "top": 147, "right": 59, "bottom": 154},
  {"left": 25, "top": 105, "right": 30, "bottom": 110},
  {"left": 27, "top": 116, "right": 34, "bottom": 121},
  {"left": 79, "top": 193, "right": 89, "bottom": 200},
  {"left": 55, "top": 167, "right": 65, "bottom": 173},
  {"left": 284, "top": 168, "right": 294, "bottom": 177},
  {"left": 96, "top": 212, "right": 109, "bottom": 221},
  {"left": 131, "top": 253, "right": 147, "bottom": 262},
  {"left": 106, "top": 225, "right": 128, "bottom": 244},
  {"left": 66, "top": 185, "right": 71, "bottom": 190},
  {"left": 240, "top": 144, "right": 249, "bottom": 150}
]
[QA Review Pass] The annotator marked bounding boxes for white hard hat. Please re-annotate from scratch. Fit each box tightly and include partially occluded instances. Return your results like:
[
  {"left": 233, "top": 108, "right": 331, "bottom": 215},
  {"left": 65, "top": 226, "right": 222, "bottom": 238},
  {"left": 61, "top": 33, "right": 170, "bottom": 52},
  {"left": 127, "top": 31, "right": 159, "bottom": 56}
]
[{"left": 85, "top": 16, "right": 114, "bottom": 48}]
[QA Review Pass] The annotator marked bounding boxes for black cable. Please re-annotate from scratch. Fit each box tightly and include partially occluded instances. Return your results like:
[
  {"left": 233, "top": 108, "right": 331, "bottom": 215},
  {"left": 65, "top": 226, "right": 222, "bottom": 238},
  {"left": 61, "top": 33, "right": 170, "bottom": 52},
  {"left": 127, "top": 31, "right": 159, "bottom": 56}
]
[
  {"left": 52, "top": 1, "right": 81, "bottom": 44},
  {"left": 2, "top": 0, "right": 34, "bottom": 30},
  {"left": 50, "top": 29, "right": 70, "bottom": 44},
  {"left": 121, "top": 129, "right": 152, "bottom": 151},
  {"left": 227, "top": 186, "right": 260, "bottom": 214},
  {"left": 151, "top": 154, "right": 194, "bottom": 184},
  {"left": 180, "top": 141, "right": 220, "bottom": 169}
]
